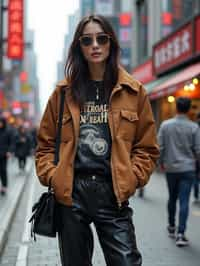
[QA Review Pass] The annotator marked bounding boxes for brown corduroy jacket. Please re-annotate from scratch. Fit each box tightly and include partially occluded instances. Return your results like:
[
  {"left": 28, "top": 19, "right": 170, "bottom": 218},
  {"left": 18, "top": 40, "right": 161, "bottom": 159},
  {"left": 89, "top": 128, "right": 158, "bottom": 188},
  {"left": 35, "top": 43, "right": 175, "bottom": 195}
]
[{"left": 35, "top": 67, "right": 159, "bottom": 207}]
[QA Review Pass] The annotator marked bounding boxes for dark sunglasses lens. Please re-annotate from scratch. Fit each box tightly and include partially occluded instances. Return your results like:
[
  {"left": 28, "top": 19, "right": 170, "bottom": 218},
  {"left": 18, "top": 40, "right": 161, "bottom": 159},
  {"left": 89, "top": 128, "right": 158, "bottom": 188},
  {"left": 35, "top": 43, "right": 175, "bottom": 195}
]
[
  {"left": 97, "top": 35, "right": 109, "bottom": 45},
  {"left": 80, "top": 36, "right": 93, "bottom": 46}
]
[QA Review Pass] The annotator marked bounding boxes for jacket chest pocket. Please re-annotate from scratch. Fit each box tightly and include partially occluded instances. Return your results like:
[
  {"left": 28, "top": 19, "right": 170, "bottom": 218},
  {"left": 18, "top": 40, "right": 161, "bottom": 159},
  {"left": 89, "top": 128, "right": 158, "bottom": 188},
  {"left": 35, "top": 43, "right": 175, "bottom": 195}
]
[
  {"left": 59, "top": 113, "right": 73, "bottom": 142},
  {"left": 117, "top": 110, "right": 138, "bottom": 141}
]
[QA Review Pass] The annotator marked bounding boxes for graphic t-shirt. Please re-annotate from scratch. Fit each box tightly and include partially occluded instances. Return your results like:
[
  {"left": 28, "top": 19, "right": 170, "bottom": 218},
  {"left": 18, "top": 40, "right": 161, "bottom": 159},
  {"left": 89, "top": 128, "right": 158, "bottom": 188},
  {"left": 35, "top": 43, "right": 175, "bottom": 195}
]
[{"left": 74, "top": 80, "right": 112, "bottom": 177}]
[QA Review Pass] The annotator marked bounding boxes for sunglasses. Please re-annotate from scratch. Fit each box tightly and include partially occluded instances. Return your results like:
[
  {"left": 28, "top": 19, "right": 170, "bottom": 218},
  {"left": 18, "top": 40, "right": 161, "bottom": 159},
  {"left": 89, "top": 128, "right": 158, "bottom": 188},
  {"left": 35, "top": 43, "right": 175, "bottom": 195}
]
[{"left": 79, "top": 34, "right": 110, "bottom": 46}]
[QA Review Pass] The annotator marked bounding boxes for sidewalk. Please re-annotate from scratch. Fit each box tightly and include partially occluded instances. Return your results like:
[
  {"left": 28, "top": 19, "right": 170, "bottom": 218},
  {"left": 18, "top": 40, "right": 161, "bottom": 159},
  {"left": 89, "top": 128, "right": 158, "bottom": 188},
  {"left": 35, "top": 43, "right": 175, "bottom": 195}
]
[
  {"left": 133, "top": 171, "right": 200, "bottom": 266},
  {"left": 27, "top": 171, "right": 200, "bottom": 266},
  {"left": 1, "top": 166, "right": 199, "bottom": 265},
  {"left": 0, "top": 157, "right": 32, "bottom": 255}
]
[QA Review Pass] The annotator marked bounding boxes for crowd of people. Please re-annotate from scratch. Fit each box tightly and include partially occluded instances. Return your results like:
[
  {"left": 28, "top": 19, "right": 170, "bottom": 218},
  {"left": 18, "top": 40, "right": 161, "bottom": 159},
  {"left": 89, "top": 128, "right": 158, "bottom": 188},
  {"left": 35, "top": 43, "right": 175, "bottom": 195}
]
[{"left": 0, "top": 117, "right": 37, "bottom": 196}]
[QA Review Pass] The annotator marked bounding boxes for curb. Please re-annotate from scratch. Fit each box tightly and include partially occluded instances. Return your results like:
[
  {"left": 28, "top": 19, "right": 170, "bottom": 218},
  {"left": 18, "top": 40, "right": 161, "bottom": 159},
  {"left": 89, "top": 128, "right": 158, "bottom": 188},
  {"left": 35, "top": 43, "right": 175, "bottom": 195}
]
[{"left": 0, "top": 161, "right": 33, "bottom": 255}]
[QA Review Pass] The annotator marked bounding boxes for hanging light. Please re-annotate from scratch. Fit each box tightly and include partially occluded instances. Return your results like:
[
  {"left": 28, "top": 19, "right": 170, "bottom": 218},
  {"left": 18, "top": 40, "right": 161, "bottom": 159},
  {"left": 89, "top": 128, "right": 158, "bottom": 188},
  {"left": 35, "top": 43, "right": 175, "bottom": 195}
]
[
  {"left": 189, "top": 83, "right": 195, "bottom": 91},
  {"left": 192, "top": 78, "right": 199, "bottom": 85},
  {"left": 184, "top": 85, "right": 190, "bottom": 91},
  {"left": 168, "top": 96, "right": 175, "bottom": 103}
]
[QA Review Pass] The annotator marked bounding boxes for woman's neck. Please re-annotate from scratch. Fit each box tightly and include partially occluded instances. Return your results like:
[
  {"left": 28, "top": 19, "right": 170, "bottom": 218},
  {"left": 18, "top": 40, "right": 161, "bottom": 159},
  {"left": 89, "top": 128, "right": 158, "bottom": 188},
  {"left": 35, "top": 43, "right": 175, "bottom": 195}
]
[{"left": 88, "top": 63, "right": 105, "bottom": 81}]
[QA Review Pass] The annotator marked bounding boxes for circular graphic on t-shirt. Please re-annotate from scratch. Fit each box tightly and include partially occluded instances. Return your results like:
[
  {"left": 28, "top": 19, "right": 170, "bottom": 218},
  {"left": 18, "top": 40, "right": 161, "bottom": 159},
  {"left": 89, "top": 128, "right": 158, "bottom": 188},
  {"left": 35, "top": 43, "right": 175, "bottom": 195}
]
[
  {"left": 92, "top": 138, "right": 108, "bottom": 156},
  {"left": 77, "top": 124, "right": 108, "bottom": 160}
]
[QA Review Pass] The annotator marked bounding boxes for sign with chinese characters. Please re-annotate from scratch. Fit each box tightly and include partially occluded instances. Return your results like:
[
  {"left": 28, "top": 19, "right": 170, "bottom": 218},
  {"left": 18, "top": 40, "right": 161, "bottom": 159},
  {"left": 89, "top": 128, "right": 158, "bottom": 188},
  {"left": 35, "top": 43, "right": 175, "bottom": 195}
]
[
  {"left": 7, "top": 0, "right": 24, "bottom": 59},
  {"left": 153, "top": 23, "right": 193, "bottom": 75}
]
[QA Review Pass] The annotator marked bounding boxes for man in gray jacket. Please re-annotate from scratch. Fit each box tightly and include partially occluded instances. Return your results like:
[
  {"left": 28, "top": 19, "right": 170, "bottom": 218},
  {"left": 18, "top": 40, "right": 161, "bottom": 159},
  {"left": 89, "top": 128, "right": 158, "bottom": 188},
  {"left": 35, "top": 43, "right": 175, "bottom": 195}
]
[{"left": 158, "top": 97, "right": 200, "bottom": 247}]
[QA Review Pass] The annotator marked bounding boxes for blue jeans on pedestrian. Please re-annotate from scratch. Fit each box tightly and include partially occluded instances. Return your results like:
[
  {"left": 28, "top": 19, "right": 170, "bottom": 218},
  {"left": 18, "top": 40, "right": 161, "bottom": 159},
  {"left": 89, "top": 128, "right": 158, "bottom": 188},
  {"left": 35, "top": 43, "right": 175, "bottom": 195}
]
[
  {"left": 166, "top": 171, "right": 195, "bottom": 234},
  {"left": 193, "top": 174, "right": 199, "bottom": 200}
]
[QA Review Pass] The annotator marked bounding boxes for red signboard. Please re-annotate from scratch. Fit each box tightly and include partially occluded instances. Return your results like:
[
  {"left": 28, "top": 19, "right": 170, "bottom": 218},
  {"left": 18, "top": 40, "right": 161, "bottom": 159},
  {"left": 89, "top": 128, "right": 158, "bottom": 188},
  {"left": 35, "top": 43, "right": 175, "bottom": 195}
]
[
  {"left": 20, "top": 71, "right": 28, "bottom": 82},
  {"left": 195, "top": 16, "right": 200, "bottom": 54},
  {"left": 119, "top": 13, "right": 132, "bottom": 26},
  {"left": 7, "top": 0, "right": 24, "bottom": 59},
  {"left": 162, "top": 12, "right": 172, "bottom": 25},
  {"left": 153, "top": 23, "right": 193, "bottom": 75},
  {"left": 132, "top": 58, "right": 155, "bottom": 84}
]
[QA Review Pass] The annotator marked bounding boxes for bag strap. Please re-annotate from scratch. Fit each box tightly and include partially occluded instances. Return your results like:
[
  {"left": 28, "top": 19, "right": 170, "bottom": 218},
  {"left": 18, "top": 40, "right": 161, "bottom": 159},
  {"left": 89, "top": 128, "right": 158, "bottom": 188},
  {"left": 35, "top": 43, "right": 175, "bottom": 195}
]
[{"left": 54, "top": 88, "right": 66, "bottom": 166}]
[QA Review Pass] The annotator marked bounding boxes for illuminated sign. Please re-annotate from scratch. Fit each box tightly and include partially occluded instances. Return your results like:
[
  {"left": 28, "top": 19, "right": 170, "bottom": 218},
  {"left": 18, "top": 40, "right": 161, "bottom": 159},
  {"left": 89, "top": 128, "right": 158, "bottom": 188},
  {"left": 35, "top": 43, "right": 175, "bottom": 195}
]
[
  {"left": 119, "top": 13, "right": 132, "bottom": 26},
  {"left": 153, "top": 14, "right": 200, "bottom": 75},
  {"left": 153, "top": 23, "right": 192, "bottom": 75},
  {"left": 20, "top": 71, "right": 28, "bottom": 82},
  {"left": 7, "top": 0, "right": 24, "bottom": 59}
]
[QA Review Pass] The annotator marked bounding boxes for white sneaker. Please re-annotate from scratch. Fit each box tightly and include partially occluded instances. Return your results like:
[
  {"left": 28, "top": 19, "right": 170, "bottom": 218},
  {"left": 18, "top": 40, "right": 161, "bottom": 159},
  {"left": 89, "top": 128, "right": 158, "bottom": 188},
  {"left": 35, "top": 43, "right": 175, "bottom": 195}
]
[{"left": 176, "top": 234, "right": 189, "bottom": 247}]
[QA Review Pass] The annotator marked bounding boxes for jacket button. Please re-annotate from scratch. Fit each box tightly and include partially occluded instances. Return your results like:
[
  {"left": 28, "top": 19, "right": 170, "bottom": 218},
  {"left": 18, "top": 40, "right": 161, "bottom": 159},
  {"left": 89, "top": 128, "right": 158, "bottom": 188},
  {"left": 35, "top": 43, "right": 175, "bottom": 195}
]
[{"left": 92, "top": 175, "right": 96, "bottom": 180}]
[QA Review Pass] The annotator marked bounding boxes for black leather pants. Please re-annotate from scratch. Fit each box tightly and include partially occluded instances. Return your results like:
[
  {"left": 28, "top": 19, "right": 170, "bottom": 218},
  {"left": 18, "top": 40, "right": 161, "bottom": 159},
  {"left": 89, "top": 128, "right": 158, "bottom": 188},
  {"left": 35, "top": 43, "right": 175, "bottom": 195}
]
[{"left": 57, "top": 175, "right": 142, "bottom": 266}]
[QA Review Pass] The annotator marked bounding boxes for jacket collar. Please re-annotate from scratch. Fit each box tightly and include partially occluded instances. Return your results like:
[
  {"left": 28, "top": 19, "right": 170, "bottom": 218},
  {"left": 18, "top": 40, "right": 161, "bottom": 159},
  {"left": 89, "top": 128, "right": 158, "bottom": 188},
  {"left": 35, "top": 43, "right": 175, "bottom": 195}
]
[
  {"left": 116, "top": 66, "right": 139, "bottom": 92},
  {"left": 56, "top": 66, "right": 139, "bottom": 93}
]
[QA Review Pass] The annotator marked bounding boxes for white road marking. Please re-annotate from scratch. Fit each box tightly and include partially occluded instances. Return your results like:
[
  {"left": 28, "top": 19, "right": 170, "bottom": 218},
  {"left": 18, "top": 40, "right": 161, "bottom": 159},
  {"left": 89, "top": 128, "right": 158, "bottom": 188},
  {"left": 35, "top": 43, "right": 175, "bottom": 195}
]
[{"left": 15, "top": 165, "right": 36, "bottom": 266}]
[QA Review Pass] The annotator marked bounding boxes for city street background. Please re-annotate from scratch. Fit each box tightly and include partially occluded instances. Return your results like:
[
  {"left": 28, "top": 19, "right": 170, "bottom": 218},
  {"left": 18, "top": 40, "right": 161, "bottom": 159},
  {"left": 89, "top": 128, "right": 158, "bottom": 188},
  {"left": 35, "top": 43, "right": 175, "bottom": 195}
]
[{"left": 0, "top": 0, "right": 200, "bottom": 265}]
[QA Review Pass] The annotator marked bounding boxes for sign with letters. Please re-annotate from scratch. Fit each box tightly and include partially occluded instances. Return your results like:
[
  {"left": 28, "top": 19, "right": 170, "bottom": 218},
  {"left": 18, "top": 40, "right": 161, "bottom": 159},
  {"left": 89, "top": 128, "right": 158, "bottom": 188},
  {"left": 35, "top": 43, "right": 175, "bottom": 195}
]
[
  {"left": 153, "top": 14, "right": 200, "bottom": 75},
  {"left": 153, "top": 23, "right": 192, "bottom": 75},
  {"left": 7, "top": 0, "right": 24, "bottom": 59}
]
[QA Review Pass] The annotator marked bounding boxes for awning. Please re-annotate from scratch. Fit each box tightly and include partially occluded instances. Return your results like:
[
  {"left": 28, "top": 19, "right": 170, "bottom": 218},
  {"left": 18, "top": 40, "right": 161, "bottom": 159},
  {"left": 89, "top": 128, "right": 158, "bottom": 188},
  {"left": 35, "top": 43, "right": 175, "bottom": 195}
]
[
  {"left": 144, "top": 71, "right": 177, "bottom": 94},
  {"left": 149, "top": 62, "right": 200, "bottom": 100}
]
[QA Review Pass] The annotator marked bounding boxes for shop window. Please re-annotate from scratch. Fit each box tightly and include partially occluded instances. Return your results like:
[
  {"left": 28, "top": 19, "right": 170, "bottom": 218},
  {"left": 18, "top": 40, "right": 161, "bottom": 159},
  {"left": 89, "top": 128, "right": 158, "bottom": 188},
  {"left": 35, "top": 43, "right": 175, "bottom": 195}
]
[{"left": 137, "top": 0, "right": 148, "bottom": 62}]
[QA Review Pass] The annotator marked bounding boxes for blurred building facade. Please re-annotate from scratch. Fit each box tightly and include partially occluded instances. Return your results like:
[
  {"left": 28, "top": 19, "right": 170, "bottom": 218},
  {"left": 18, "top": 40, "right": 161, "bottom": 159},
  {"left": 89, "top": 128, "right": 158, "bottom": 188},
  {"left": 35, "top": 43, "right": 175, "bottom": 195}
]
[
  {"left": 0, "top": 0, "right": 40, "bottom": 127},
  {"left": 132, "top": 0, "right": 200, "bottom": 126},
  {"left": 57, "top": 9, "right": 80, "bottom": 82}
]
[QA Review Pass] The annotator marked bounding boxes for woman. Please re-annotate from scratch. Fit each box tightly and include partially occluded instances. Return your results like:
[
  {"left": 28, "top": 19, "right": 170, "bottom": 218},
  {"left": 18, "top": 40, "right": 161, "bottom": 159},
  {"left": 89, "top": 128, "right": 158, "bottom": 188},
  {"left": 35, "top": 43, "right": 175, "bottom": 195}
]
[{"left": 36, "top": 15, "right": 159, "bottom": 266}]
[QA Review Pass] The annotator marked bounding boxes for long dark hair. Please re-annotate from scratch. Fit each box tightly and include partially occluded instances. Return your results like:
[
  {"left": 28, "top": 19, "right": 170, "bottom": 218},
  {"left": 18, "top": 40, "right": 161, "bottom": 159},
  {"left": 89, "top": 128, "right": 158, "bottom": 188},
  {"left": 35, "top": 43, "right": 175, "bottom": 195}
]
[{"left": 65, "top": 15, "right": 120, "bottom": 106}]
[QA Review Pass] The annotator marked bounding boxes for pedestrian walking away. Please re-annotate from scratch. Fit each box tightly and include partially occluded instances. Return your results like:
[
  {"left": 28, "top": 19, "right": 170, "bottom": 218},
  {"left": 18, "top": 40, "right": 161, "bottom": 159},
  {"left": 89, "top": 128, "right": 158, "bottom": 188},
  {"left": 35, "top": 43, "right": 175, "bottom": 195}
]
[
  {"left": 158, "top": 97, "right": 200, "bottom": 247},
  {"left": 193, "top": 112, "right": 200, "bottom": 204},
  {"left": 36, "top": 14, "right": 159, "bottom": 266},
  {"left": 13, "top": 125, "right": 32, "bottom": 173},
  {"left": 0, "top": 117, "right": 12, "bottom": 196}
]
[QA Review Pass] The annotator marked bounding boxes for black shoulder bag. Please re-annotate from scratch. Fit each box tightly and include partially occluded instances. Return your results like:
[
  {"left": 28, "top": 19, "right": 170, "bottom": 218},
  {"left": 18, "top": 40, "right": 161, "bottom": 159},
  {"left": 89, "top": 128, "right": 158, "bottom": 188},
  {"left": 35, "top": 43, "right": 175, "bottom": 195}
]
[{"left": 29, "top": 88, "right": 66, "bottom": 241}]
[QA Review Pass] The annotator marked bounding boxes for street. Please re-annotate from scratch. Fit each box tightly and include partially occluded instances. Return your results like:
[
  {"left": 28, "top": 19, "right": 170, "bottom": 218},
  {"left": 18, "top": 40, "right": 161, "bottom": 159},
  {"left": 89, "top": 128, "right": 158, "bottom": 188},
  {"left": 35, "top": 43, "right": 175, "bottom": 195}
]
[
  {"left": 0, "top": 158, "right": 200, "bottom": 266},
  {"left": 0, "top": 1, "right": 200, "bottom": 266}
]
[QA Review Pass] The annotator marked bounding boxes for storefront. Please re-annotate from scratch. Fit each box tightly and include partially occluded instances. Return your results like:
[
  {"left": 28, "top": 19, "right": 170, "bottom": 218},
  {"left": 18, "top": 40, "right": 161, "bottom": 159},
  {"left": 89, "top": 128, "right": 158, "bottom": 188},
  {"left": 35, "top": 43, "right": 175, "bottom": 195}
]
[
  {"left": 150, "top": 62, "right": 200, "bottom": 123},
  {"left": 132, "top": 14, "right": 200, "bottom": 126},
  {"left": 132, "top": 58, "right": 180, "bottom": 126},
  {"left": 150, "top": 14, "right": 200, "bottom": 124}
]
